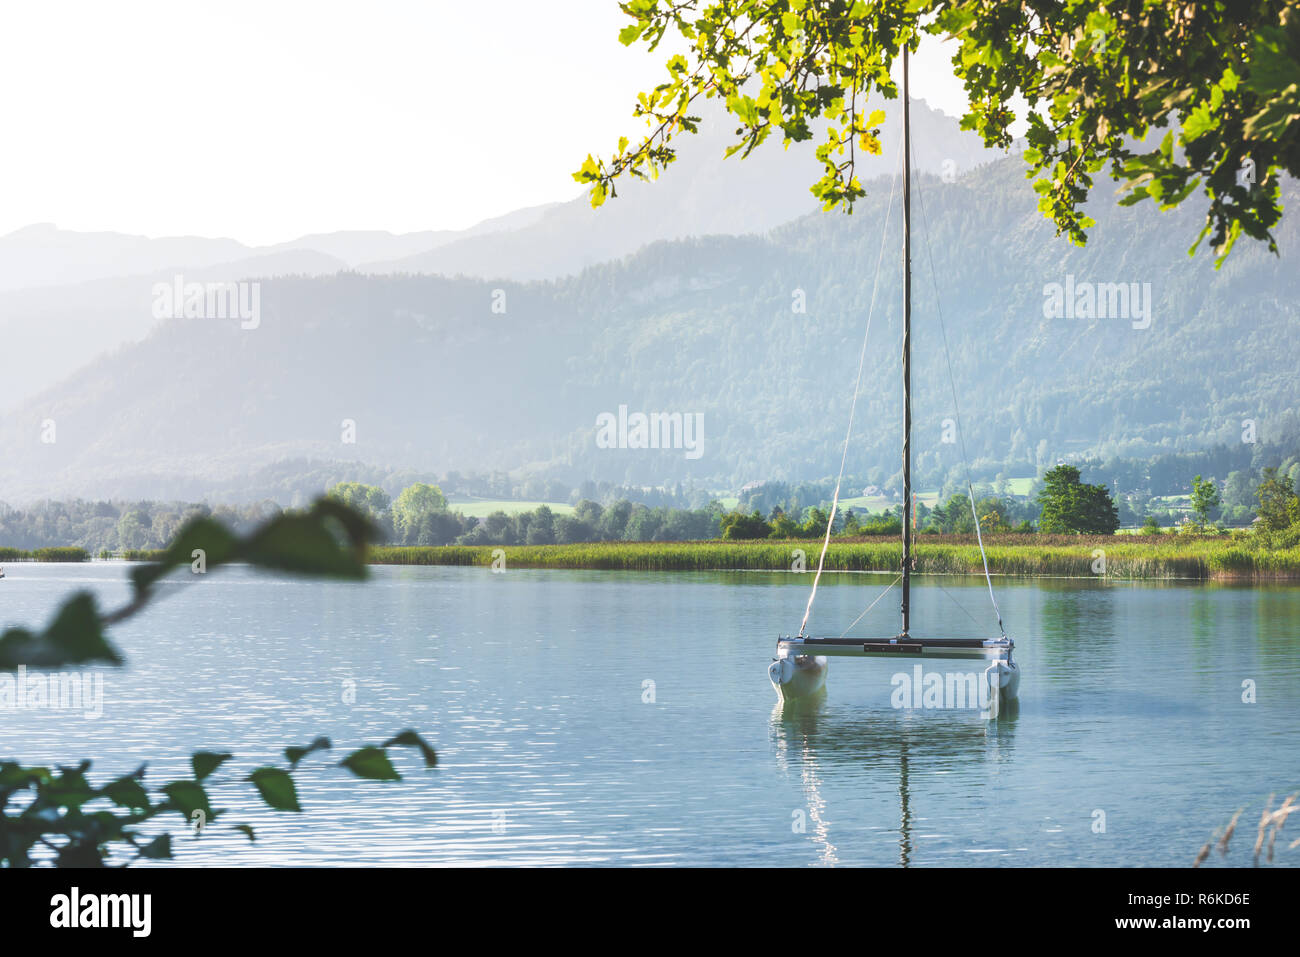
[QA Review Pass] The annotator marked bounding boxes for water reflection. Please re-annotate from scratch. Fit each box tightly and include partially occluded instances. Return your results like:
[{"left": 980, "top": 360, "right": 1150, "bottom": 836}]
[
  {"left": 5, "top": 564, "right": 1299, "bottom": 866},
  {"left": 770, "top": 696, "right": 1017, "bottom": 866},
  {"left": 769, "top": 692, "right": 839, "bottom": 865},
  {"left": 1037, "top": 581, "right": 1119, "bottom": 671},
  {"left": 899, "top": 739, "right": 911, "bottom": 866}
]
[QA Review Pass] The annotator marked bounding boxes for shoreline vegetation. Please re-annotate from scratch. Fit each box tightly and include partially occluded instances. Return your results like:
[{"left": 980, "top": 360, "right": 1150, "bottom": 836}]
[
  {"left": 0, "top": 546, "right": 90, "bottom": 562},
  {"left": 7, "top": 536, "right": 1300, "bottom": 580},
  {"left": 370, "top": 535, "right": 1300, "bottom": 580},
  {"left": 7, "top": 465, "right": 1300, "bottom": 582}
]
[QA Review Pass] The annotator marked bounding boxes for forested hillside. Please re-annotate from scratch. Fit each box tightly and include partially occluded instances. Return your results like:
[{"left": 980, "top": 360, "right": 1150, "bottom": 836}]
[{"left": 1, "top": 152, "right": 1297, "bottom": 503}]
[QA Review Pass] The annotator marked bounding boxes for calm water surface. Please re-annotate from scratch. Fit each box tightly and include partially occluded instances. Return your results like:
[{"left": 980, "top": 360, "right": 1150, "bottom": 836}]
[{"left": 2, "top": 563, "right": 1297, "bottom": 866}]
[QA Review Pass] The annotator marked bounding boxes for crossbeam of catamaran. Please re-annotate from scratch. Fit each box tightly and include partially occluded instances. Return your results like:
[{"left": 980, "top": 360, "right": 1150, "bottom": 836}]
[{"left": 769, "top": 46, "right": 1021, "bottom": 712}]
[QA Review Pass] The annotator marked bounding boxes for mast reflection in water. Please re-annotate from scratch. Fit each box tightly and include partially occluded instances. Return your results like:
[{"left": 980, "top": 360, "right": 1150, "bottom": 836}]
[{"left": 771, "top": 697, "right": 1018, "bottom": 866}]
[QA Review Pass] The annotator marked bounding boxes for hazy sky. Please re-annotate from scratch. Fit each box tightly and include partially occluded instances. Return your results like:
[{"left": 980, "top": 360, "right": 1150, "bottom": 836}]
[{"left": 0, "top": 1, "right": 973, "bottom": 245}]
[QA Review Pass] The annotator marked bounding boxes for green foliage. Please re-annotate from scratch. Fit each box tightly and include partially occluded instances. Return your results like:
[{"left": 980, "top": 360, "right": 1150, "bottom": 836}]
[
  {"left": 32, "top": 547, "right": 89, "bottom": 562},
  {"left": 926, "top": 493, "right": 976, "bottom": 534},
  {"left": 336, "top": 732, "right": 439, "bottom": 781},
  {"left": 246, "top": 767, "right": 301, "bottom": 812},
  {"left": 0, "top": 547, "right": 89, "bottom": 562},
  {"left": 1190, "top": 474, "right": 1223, "bottom": 530},
  {"left": 0, "top": 592, "right": 121, "bottom": 670},
  {"left": 130, "top": 498, "right": 378, "bottom": 596},
  {"left": 0, "top": 727, "right": 436, "bottom": 866},
  {"left": 858, "top": 510, "right": 903, "bottom": 535},
  {"left": 580, "top": 0, "right": 1300, "bottom": 264},
  {"left": 720, "top": 509, "right": 772, "bottom": 540},
  {"left": 1037, "top": 465, "right": 1120, "bottom": 534},
  {"left": 191, "top": 751, "right": 233, "bottom": 781},
  {"left": 768, "top": 509, "right": 802, "bottom": 538},
  {"left": 339, "top": 747, "right": 398, "bottom": 782},
  {"left": 462, "top": 499, "right": 721, "bottom": 545},
  {"left": 327, "top": 482, "right": 392, "bottom": 520},
  {"left": 0, "top": 499, "right": 436, "bottom": 867},
  {"left": 391, "top": 482, "right": 450, "bottom": 542},
  {"left": 0, "top": 499, "right": 283, "bottom": 555},
  {"left": 285, "top": 736, "right": 331, "bottom": 768},
  {"left": 799, "top": 507, "right": 830, "bottom": 538},
  {"left": 977, "top": 499, "right": 1009, "bottom": 533},
  {"left": 1256, "top": 466, "right": 1300, "bottom": 532},
  {"left": 1223, "top": 470, "right": 1257, "bottom": 510}
]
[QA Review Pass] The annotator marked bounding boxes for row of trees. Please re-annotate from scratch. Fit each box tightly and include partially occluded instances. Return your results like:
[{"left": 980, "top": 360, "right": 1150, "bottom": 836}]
[
  {"left": 720, "top": 464, "right": 1269, "bottom": 539},
  {"left": 719, "top": 505, "right": 905, "bottom": 540},
  {"left": 196, "top": 443, "right": 1300, "bottom": 523},
  {"left": 1032, "top": 464, "right": 1297, "bottom": 536},
  {"left": 721, "top": 468, "right": 1118, "bottom": 540},
  {"left": 328, "top": 483, "right": 724, "bottom": 546},
  {"left": 5, "top": 466, "right": 1298, "bottom": 552},
  {"left": 0, "top": 499, "right": 284, "bottom": 553},
  {"left": 459, "top": 501, "right": 721, "bottom": 546}
]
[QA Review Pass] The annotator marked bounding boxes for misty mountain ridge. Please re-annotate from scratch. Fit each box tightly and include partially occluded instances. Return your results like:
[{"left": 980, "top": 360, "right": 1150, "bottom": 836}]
[
  {"left": 0, "top": 100, "right": 987, "bottom": 416},
  {"left": 0, "top": 202, "right": 562, "bottom": 293},
  {"left": 1, "top": 145, "right": 1296, "bottom": 505},
  {"left": 358, "top": 98, "right": 990, "bottom": 282}
]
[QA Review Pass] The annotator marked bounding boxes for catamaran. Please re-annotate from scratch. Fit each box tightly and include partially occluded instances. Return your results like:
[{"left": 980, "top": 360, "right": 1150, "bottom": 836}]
[{"left": 769, "top": 48, "right": 1021, "bottom": 712}]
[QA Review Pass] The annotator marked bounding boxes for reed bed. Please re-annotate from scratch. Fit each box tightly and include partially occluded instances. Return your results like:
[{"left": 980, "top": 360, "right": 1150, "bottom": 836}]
[
  {"left": 368, "top": 538, "right": 1300, "bottom": 579},
  {"left": 47, "top": 536, "right": 1300, "bottom": 579},
  {"left": 0, "top": 546, "right": 90, "bottom": 562}
]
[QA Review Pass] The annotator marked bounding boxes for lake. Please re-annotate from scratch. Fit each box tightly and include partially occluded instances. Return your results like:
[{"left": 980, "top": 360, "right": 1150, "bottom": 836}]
[{"left": 2, "top": 563, "right": 1297, "bottom": 866}]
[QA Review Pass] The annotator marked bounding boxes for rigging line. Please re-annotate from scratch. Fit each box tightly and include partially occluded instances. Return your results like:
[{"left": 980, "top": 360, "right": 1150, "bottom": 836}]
[
  {"left": 931, "top": 578, "right": 983, "bottom": 628},
  {"left": 966, "top": 484, "right": 1004, "bottom": 635},
  {"left": 798, "top": 134, "right": 903, "bottom": 638},
  {"left": 838, "top": 573, "right": 903, "bottom": 638},
  {"left": 910, "top": 157, "right": 1006, "bottom": 637}
]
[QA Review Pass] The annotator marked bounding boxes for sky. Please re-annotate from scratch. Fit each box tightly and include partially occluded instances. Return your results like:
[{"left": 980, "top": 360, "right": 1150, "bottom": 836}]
[{"left": 0, "top": 0, "right": 975, "bottom": 245}]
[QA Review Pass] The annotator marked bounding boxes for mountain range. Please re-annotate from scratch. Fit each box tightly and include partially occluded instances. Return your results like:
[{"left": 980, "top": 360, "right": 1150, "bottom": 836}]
[
  {"left": 0, "top": 99, "right": 984, "bottom": 412},
  {"left": 1, "top": 100, "right": 1296, "bottom": 505}
]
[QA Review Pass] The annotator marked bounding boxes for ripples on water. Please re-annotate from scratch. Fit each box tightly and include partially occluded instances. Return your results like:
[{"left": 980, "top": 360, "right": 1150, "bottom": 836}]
[{"left": 1, "top": 564, "right": 1297, "bottom": 866}]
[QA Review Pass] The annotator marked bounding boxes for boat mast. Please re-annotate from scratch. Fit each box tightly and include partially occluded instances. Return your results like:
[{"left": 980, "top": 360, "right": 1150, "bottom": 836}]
[{"left": 900, "top": 44, "right": 912, "bottom": 639}]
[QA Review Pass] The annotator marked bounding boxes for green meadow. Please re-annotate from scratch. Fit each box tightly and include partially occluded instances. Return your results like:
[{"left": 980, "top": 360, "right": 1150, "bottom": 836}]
[
  {"left": 837, "top": 490, "right": 941, "bottom": 511},
  {"left": 1000, "top": 477, "right": 1037, "bottom": 496}
]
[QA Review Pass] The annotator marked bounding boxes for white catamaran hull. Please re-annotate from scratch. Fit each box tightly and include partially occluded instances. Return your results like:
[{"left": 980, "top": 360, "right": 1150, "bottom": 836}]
[
  {"left": 989, "top": 657, "right": 1020, "bottom": 700},
  {"left": 769, "top": 655, "right": 829, "bottom": 700},
  {"left": 771, "top": 636, "right": 1020, "bottom": 707}
]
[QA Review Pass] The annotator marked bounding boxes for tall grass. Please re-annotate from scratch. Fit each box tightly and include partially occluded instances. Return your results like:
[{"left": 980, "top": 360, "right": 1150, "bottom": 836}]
[
  {"left": 120, "top": 549, "right": 167, "bottom": 561},
  {"left": 368, "top": 537, "right": 1300, "bottom": 579},
  {"left": 24, "top": 536, "right": 1299, "bottom": 579},
  {"left": 0, "top": 546, "right": 90, "bottom": 562}
]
